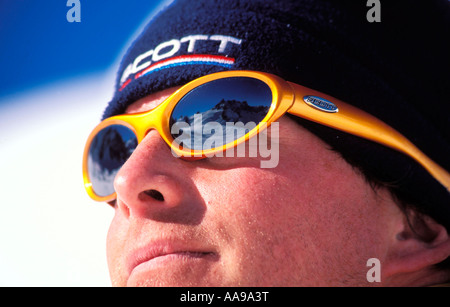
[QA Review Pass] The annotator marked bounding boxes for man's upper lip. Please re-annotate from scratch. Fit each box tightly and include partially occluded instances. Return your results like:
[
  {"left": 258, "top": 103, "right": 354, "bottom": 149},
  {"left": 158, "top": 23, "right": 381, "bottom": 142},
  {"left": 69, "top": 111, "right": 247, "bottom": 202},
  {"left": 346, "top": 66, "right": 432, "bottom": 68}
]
[{"left": 127, "top": 240, "right": 214, "bottom": 274}]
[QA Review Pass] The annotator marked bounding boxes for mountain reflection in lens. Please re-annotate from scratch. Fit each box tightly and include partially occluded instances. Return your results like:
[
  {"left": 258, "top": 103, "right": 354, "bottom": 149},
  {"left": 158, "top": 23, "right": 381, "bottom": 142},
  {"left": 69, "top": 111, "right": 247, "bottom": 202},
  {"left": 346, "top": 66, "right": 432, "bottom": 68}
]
[
  {"left": 88, "top": 125, "right": 137, "bottom": 197},
  {"left": 169, "top": 77, "right": 272, "bottom": 150}
]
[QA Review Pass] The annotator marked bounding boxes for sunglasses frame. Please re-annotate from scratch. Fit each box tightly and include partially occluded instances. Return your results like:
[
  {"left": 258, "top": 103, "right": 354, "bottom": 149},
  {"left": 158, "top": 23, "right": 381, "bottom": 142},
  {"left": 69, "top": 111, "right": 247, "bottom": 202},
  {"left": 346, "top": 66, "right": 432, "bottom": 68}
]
[{"left": 83, "top": 70, "right": 450, "bottom": 202}]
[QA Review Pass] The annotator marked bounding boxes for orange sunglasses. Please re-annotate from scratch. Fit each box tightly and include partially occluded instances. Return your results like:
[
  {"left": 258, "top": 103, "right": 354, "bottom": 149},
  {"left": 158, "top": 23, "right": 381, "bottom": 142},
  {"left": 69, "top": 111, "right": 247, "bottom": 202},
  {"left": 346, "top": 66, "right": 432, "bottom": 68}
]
[{"left": 83, "top": 70, "right": 450, "bottom": 202}]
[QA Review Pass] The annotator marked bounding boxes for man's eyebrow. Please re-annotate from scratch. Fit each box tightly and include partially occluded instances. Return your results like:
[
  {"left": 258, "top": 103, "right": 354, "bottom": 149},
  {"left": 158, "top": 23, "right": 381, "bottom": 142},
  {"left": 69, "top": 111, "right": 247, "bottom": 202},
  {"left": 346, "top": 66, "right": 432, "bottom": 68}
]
[
  {"left": 125, "top": 98, "right": 165, "bottom": 114},
  {"left": 125, "top": 87, "right": 180, "bottom": 114}
]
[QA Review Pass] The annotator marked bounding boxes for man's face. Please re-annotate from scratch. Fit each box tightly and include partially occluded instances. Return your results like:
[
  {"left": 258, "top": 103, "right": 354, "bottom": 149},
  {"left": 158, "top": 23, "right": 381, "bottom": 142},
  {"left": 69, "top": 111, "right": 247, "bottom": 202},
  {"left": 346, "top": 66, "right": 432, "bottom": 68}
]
[{"left": 106, "top": 88, "right": 398, "bottom": 286}]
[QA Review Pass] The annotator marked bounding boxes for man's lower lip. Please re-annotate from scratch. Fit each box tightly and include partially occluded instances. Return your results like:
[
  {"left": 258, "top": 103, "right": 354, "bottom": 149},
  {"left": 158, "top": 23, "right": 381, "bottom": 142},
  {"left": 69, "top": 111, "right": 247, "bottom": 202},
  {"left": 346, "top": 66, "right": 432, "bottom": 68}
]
[{"left": 131, "top": 252, "right": 216, "bottom": 273}]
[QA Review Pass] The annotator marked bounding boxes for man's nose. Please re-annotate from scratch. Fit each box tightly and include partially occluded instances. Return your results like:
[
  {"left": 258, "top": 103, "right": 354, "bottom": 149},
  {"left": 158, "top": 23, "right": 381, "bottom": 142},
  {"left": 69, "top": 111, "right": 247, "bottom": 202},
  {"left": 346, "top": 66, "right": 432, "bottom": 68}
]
[{"left": 113, "top": 129, "right": 190, "bottom": 220}]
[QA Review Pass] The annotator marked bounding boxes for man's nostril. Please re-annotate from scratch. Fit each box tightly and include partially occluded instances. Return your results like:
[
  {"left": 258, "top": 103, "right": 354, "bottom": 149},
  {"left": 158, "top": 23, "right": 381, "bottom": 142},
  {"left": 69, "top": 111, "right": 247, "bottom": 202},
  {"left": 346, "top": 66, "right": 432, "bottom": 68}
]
[{"left": 143, "top": 189, "right": 165, "bottom": 201}]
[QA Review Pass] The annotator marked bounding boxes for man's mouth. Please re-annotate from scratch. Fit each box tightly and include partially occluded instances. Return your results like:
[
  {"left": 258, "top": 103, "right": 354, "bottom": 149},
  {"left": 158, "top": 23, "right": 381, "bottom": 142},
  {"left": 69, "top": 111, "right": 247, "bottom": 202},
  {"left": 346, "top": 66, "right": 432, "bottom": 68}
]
[{"left": 127, "top": 241, "right": 218, "bottom": 275}]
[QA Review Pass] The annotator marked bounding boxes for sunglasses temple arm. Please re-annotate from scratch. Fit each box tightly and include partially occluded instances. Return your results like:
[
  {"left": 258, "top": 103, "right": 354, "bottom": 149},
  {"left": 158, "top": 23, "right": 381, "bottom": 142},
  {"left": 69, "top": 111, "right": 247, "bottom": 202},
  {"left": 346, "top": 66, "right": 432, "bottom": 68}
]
[{"left": 286, "top": 82, "right": 450, "bottom": 193}]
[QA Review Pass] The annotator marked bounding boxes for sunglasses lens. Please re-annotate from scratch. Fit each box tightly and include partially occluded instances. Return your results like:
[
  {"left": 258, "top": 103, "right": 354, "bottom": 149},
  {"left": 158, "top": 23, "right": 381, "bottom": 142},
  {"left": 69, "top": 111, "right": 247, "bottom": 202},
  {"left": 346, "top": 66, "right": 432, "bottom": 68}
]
[
  {"left": 87, "top": 125, "right": 137, "bottom": 197},
  {"left": 170, "top": 77, "right": 272, "bottom": 150}
]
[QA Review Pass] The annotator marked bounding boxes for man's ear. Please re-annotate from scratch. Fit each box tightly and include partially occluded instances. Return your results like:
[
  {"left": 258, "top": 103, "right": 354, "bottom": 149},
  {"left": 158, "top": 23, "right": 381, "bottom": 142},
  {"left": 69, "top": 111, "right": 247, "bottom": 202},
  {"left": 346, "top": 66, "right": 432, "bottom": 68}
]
[{"left": 382, "top": 210, "right": 450, "bottom": 286}]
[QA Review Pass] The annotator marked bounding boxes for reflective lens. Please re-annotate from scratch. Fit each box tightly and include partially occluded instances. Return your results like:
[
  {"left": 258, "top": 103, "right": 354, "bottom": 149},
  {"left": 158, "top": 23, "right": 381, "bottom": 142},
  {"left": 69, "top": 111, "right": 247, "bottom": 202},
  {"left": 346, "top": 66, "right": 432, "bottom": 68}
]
[
  {"left": 170, "top": 77, "right": 272, "bottom": 150},
  {"left": 87, "top": 125, "right": 137, "bottom": 197}
]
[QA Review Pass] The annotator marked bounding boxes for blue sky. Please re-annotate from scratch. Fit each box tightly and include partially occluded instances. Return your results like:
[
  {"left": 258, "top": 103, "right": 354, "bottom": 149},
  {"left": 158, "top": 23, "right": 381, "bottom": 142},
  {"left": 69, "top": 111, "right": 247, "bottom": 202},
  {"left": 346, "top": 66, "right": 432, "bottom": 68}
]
[{"left": 0, "top": 0, "right": 165, "bottom": 100}]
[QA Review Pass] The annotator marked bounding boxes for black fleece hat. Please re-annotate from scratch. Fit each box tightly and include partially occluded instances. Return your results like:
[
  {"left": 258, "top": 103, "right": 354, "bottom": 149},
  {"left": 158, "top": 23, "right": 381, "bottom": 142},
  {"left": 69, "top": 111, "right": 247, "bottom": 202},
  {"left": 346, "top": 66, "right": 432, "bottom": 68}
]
[{"left": 102, "top": 0, "right": 450, "bottom": 227}]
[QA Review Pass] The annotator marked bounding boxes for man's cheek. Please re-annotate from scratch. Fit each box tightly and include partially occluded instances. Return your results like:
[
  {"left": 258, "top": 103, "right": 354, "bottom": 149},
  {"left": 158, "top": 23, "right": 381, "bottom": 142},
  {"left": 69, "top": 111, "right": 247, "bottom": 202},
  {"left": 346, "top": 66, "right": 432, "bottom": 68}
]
[{"left": 106, "top": 214, "right": 128, "bottom": 284}]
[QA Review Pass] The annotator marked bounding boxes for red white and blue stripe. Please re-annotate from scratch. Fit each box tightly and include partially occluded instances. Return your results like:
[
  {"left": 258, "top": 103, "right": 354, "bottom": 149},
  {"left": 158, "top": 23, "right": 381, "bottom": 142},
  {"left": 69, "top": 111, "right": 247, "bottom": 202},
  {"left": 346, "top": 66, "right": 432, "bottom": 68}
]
[{"left": 119, "top": 54, "right": 235, "bottom": 92}]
